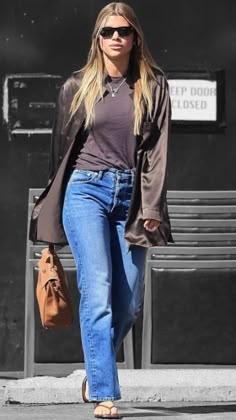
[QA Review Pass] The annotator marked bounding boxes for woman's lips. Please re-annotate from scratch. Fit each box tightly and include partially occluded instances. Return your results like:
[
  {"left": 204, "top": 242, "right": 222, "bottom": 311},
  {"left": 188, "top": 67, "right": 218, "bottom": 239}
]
[{"left": 110, "top": 45, "right": 122, "bottom": 48}]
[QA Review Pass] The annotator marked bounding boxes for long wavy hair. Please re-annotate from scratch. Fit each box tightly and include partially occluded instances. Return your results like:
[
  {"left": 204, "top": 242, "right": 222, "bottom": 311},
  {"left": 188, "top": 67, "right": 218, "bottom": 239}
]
[{"left": 69, "top": 2, "right": 161, "bottom": 135}]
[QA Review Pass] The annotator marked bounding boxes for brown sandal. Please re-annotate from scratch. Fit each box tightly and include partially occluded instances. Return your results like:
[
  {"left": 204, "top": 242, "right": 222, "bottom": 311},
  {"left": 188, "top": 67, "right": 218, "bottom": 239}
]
[
  {"left": 82, "top": 376, "right": 89, "bottom": 403},
  {"left": 94, "top": 402, "right": 120, "bottom": 419}
]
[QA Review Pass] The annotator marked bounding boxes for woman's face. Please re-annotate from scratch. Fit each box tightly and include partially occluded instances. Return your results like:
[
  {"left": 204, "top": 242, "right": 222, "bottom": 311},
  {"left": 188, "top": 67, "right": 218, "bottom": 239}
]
[{"left": 99, "top": 15, "right": 134, "bottom": 61}]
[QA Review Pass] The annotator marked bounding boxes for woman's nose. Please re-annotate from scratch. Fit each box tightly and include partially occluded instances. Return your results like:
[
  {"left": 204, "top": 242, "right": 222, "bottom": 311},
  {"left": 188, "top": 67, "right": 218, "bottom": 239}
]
[{"left": 112, "top": 30, "right": 119, "bottom": 39}]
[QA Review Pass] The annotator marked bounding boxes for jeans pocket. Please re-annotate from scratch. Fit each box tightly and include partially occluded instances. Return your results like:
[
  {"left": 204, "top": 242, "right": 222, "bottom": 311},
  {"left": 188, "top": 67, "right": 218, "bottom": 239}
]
[{"left": 70, "top": 169, "right": 98, "bottom": 184}]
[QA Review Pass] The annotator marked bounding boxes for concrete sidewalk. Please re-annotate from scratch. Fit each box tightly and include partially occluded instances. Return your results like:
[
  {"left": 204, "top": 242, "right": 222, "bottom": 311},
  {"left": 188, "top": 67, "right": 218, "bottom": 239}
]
[
  {"left": 2, "top": 372, "right": 236, "bottom": 420},
  {"left": 0, "top": 379, "right": 8, "bottom": 404},
  {"left": 1, "top": 402, "right": 236, "bottom": 420},
  {"left": 3, "top": 369, "right": 236, "bottom": 405}
]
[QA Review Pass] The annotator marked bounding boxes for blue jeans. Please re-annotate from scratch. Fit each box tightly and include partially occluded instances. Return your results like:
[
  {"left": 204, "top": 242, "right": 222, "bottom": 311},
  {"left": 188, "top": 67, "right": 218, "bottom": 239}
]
[{"left": 62, "top": 168, "right": 147, "bottom": 401}]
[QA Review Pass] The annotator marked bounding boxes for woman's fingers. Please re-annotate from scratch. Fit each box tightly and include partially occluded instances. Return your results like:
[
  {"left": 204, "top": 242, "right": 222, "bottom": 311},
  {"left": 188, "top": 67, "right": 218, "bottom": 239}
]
[{"left": 143, "top": 219, "right": 160, "bottom": 231}]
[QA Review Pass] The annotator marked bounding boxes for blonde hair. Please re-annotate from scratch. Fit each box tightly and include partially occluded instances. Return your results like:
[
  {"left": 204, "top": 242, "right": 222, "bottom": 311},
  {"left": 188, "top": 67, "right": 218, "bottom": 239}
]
[{"left": 69, "top": 2, "right": 161, "bottom": 135}]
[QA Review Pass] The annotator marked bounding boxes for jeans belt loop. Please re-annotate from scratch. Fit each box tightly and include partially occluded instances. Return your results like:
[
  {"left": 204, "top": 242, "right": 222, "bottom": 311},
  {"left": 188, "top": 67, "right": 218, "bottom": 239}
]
[{"left": 97, "top": 170, "right": 104, "bottom": 180}]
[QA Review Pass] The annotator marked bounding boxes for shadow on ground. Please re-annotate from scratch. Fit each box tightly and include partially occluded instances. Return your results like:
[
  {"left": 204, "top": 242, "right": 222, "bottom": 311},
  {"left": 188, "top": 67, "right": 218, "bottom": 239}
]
[{"left": 122, "top": 404, "right": 236, "bottom": 417}]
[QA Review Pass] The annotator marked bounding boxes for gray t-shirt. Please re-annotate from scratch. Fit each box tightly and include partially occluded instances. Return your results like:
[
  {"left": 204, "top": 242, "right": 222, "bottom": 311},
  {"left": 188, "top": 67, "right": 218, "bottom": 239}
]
[{"left": 75, "top": 75, "right": 136, "bottom": 170}]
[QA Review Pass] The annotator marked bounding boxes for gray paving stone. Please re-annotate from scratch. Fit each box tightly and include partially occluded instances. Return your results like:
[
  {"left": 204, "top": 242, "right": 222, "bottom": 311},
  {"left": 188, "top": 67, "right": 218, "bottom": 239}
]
[{"left": 1, "top": 402, "right": 236, "bottom": 420}]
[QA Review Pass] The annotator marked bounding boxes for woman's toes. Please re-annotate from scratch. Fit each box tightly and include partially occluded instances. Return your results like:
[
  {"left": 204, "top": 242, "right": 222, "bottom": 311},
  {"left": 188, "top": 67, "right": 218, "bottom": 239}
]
[{"left": 94, "top": 401, "right": 119, "bottom": 417}]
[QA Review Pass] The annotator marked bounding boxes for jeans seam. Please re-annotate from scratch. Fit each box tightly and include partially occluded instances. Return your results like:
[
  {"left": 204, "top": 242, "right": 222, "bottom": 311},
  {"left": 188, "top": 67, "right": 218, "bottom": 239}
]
[
  {"left": 63, "top": 193, "right": 97, "bottom": 396},
  {"left": 76, "top": 245, "right": 97, "bottom": 395},
  {"left": 110, "top": 172, "right": 119, "bottom": 212}
]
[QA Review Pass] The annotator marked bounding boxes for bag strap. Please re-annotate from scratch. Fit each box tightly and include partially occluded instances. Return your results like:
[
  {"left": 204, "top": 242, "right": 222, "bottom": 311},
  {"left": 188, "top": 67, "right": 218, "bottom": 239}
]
[{"left": 48, "top": 243, "right": 55, "bottom": 254}]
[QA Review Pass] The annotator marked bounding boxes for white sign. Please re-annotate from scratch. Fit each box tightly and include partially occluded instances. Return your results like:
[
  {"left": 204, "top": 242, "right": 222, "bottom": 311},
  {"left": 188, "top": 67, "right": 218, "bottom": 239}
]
[{"left": 168, "top": 79, "right": 217, "bottom": 121}]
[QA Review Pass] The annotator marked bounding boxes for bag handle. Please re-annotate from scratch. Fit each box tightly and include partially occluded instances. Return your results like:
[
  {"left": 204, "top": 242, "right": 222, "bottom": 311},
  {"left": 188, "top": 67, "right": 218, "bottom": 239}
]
[
  {"left": 48, "top": 243, "right": 55, "bottom": 254},
  {"left": 48, "top": 244, "right": 57, "bottom": 273}
]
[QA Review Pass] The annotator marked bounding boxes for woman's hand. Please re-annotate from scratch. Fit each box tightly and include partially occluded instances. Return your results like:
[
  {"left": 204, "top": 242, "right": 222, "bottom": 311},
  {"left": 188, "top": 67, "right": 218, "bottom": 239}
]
[{"left": 143, "top": 219, "right": 160, "bottom": 232}]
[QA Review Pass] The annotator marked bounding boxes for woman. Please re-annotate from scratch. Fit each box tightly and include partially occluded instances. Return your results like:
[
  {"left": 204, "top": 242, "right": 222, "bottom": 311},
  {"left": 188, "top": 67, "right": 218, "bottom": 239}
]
[{"left": 30, "top": 2, "right": 173, "bottom": 418}]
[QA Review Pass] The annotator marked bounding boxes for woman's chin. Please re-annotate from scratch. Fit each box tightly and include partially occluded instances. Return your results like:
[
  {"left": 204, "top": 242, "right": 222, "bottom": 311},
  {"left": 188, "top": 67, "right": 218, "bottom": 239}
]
[{"left": 105, "top": 50, "right": 129, "bottom": 61}]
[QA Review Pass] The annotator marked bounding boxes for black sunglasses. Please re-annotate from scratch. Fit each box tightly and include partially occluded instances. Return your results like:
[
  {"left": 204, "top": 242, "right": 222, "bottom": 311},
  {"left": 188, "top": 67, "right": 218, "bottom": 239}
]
[{"left": 99, "top": 26, "right": 134, "bottom": 38}]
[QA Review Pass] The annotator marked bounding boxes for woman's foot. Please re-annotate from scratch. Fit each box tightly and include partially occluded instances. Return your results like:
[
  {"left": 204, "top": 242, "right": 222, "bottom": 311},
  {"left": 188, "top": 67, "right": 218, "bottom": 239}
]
[
  {"left": 94, "top": 401, "right": 120, "bottom": 419},
  {"left": 82, "top": 376, "right": 89, "bottom": 402}
]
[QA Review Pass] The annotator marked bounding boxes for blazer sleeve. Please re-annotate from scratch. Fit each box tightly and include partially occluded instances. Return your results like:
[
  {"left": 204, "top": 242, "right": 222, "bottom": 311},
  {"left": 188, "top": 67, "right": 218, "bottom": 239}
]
[
  {"left": 141, "top": 77, "right": 171, "bottom": 222},
  {"left": 48, "top": 83, "right": 67, "bottom": 183}
]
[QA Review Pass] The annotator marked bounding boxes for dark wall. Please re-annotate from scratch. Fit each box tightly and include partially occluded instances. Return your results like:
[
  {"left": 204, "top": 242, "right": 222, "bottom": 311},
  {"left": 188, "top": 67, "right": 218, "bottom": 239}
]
[{"left": 0, "top": 0, "right": 235, "bottom": 372}]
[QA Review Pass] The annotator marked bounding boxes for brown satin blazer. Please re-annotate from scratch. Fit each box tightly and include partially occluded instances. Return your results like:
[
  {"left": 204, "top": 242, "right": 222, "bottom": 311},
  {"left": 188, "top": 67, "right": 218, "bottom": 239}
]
[{"left": 29, "top": 70, "right": 174, "bottom": 250}]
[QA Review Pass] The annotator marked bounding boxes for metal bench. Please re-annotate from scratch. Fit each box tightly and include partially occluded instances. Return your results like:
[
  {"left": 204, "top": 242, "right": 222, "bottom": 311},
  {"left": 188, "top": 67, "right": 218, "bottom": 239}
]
[
  {"left": 168, "top": 190, "right": 236, "bottom": 246},
  {"left": 142, "top": 190, "right": 236, "bottom": 368}
]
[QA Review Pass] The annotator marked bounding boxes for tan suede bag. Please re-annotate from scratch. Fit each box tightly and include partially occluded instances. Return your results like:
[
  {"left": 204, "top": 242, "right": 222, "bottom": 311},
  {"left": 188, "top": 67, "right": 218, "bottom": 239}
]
[{"left": 36, "top": 245, "right": 74, "bottom": 328}]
